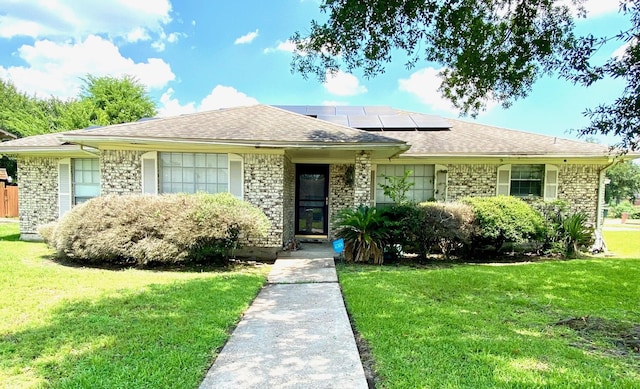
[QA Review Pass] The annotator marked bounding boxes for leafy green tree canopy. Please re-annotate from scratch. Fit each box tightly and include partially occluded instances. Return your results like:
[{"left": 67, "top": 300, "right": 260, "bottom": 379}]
[
  {"left": 606, "top": 162, "right": 640, "bottom": 204},
  {"left": 291, "top": 0, "right": 640, "bottom": 150},
  {"left": 80, "top": 75, "right": 157, "bottom": 126}
]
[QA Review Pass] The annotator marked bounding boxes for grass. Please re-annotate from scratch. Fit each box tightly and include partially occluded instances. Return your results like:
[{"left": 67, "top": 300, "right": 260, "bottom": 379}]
[
  {"left": 604, "top": 229, "right": 640, "bottom": 258},
  {"left": 339, "top": 259, "right": 640, "bottom": 388},
  {"left": 0, "top": 223, "right": 268, "bottom": 388}
]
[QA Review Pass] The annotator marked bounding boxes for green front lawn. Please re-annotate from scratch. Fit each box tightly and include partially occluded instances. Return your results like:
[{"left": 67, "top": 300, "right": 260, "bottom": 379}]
[
  {"left": 604, "top": 229, "right": 640, "bottom": 258},
  {"left": 0, "top": 223, "right": 267, "bottom": 388},
  {"left": 339, "top": 259, "right": 640, "bottom": 388}
]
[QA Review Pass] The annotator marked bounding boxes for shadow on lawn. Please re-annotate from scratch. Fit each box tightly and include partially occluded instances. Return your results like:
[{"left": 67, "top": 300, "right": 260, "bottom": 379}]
[
  {"left": 0, "top": 276, "right": 262, "bottom": 388},
  {"left": 339, "top": 259, "right": 640, "bottom": 387}
]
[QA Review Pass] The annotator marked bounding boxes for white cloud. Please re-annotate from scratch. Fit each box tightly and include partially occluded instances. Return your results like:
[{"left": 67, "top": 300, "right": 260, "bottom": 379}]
[
  {"left": 157, "top": 85, "right": 259, "bottom": 117},
  {"left": 158, "top": 88, "right": 196, "bottom": 117},
  {"left": 399, "top": 67, "right": 498, "bottom": 114},
  {"left": 264, "top": 40, "right": 298, "bottom": 54},
  {"left": 398, "top": 67, "right": 458, "bottom": 114},
  {"left": 200, "top": 86, "right": 259, "bottom": 110},
  {"left": 234, "top": 29, "right": 259, "bottom": 45},
  {"left": 0, "top": 0, "right": 172, "bottom": 41},
  {"left": 323, "top": 70, "right": 367, "bottom": 96},
  {"left": 0, "top": 35, "right": 175, "bottom": 98}
]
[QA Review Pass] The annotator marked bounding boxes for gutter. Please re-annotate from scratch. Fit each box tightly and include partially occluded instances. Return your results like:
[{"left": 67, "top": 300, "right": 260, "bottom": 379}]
[{"left": 58, "top": 135, "right": 408, "bottom": 150}]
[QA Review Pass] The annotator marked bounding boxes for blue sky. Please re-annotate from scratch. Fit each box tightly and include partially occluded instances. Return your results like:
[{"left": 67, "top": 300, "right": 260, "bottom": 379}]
[{"left": 0, "top": 0, "right": 630, "bottom": 144}]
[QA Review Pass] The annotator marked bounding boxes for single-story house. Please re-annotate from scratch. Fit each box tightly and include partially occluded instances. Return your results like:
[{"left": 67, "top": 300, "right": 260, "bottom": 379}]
[
  {"left": 0, "top": 104, "right": 636, "bottom": 257},
  {"left": 0, "top": 128, "right": 17, "bottom": 142}
]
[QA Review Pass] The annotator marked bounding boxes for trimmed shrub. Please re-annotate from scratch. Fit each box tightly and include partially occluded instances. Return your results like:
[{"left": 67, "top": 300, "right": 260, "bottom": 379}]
[
  {"left": 413, "top": 202, "right": 475, "bottom": 258},
  {"left": 40, "top": 192, "right": 269, "bottom": 266},
  {"left": 463, "top": 196, "right": 546, "bottom": 253}
]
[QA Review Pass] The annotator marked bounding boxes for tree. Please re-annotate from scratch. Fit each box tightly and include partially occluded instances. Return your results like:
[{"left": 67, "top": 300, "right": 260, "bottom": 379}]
[
  {"left": 291, "top": 0, "right": 640, "bottom": 150},
  {"left": 80, "top": 75, "right": 157, "bottom": 125},
  {"left": 606, "top": 162, "right": 640, "bottom": 204},
  {"left": 0, "top": 75, "right": 157, "bottom": 180}
]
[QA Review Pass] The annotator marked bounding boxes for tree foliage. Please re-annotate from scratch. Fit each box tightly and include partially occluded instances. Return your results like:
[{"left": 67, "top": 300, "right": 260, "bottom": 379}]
[
  {"left": 606, "top": 162, "right": 640, "bottom": 203},
  {"left": 80, "top": 75, "right": 157, "bottom": 126},
  {"left": 0, "top": 74, "right": 157, "bottom": 179},
  {"left": 292, "top": 0, "right": 640, "bottom": 150}
]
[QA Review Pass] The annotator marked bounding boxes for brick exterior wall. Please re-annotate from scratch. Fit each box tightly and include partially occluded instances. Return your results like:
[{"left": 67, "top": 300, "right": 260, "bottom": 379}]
[
  {"left": 446, "top": 164, "right": 498, "bottom": 200},
  {"left": 354, "top": 152, "right": 372, "bottom": 206},
  {"left": 445, "top": 163, "right": 605, "bottom": 223},
  {"left": 329, "top": 164, "right": 355, "bottom": 239},
  {"left": 100, "top": 150, "right": 145, "bottom": 195},
  {"left": 17, "top": 157, "right": 59, "bottom": 237},
  {"left": 559, "top": 164, "right": 604, "bottom": 222},
  {"left": 282, "top": 156, "right": 295, "bottom": 244},
  {"left": 242, "top": 154, "right": 285, "bottom": 248}
]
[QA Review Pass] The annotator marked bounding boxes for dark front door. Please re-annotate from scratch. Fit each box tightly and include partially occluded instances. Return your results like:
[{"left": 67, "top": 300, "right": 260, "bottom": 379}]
[{"left": 295, "top": 164, "right": 329, "bottom": 236}]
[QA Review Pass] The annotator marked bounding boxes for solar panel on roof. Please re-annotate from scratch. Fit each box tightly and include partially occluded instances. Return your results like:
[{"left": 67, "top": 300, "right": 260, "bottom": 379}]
[
  {"left": 347, "top": 115, "right": 383, "bottom": 129},
  {"left": 335, "top": 106, "right": 366, "bottom": 115},
  {"left": 316, "top": 115, "right": 350, "bottom": 126},
  {"left": 276, "top": 105, "right": 308, "bottom": 115},
  {"left": 307, "top": 106, "right": 337, "bottom": 115},
  {"left": 137, "top": 117, "right": 158, "bottom": 122},
  {"left": 363, "top": 106, "right": 395, "bottom": 115},
  {"left": 410, "top": 114, "right": 451, "bottom": 129},
  {"left": 379, "top": 115, "right": 416, "bottom": 128}
]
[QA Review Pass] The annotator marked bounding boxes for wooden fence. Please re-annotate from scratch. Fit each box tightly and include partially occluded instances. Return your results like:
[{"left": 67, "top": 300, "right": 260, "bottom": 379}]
[{"left": 0, "top": 182, "right": 18, "bottom": 218}]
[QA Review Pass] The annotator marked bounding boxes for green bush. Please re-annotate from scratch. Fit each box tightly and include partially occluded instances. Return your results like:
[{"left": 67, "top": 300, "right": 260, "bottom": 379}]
[
  {"left": 38, "top": 193, "right": 269, "bottom": 266},
  {"left": 463, "top": 196, "right": 546, "bottom": 253},
  {"left": 608, "top": 200, "right": 637, "bottom": 218},
  {"left": 412, "top": 202, "right": 475, "bottom": 258}
]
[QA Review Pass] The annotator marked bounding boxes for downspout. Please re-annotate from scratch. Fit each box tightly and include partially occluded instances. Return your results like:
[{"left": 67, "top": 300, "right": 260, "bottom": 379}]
[{"left": 596, "top": 158, "right": 622, "bottom": 231}]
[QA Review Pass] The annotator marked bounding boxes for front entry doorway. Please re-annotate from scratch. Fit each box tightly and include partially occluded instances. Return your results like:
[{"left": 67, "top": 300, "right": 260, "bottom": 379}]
[{"left": 295, "top": 164, "right": 329, "bottom": 237}]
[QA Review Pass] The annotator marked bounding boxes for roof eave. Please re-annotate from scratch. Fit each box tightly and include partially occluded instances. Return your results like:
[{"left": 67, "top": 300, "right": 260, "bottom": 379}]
[{"left": 58, "top": 135, "right": 407, "bottom": 149}]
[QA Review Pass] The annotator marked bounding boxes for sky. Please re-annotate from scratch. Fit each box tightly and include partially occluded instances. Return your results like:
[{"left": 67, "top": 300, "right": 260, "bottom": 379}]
[{"left": 0, "top": 0, "right": 631, "bottom": 145}]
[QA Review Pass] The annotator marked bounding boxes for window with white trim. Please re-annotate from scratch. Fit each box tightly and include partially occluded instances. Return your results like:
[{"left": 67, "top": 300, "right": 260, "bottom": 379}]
[
  {"left": 72, "top": 158, "right": 100, "bottom": 204},
  {"left": 159, "top": 152, "right": 228, "bottom": 194},
  {"left": 375, "top": 164, "right": 442, "bottom": 206},
  {"left": 143, "top": 152, "right": 243, "bottom": 198},
  {"left": 497, "top": 164, "right": 558, "bottom": 201}
]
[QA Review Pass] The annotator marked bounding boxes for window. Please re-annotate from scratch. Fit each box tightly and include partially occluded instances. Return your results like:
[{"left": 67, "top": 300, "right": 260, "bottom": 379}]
[
  {"left": 375, "top": 164, "right": 436, "bottom": 206},
  {"left": 59, "top": 158, "right": 100, "bottom": 217},
  {"left": 497, "top": 164, "right": 558, "bottom": 200},
  {"left": 510, "top": 164, "right": 543, "bottom": 197},
  {"left": 159, "top": 152, "right": 228, "bottom": 194},
  {"left": 72, "top": 158, "right": 100, "bottom": 204},
  {"left": 145, "top": 152, "right": 243, "bottom": 197}
]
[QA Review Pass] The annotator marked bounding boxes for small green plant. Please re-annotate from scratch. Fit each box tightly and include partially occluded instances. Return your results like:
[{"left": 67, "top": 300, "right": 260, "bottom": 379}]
[
  {"left": 334, "top": 205, "right": 388, "bottom": 264},
  {"left": 560, "top": 212, "right": 594, "bottom": 258},
  {"left": 378, "top": 169, "right": 414, "bottom": 205}
]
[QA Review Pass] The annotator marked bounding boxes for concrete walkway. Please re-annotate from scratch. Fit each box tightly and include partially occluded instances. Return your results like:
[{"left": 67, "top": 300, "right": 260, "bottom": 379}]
[{"left": 199, "top": 244, "right": 368, "bottom": 389}]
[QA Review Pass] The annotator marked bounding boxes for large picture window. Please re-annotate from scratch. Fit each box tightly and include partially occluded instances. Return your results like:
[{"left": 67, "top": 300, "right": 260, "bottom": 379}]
[
  {"left": 375, "top": 164, "right": 435, "bottom": 206},
  {"left": 72, "top": 158, "right": 100, "bottom": 204},
  {"left": 159, "top": 152, "right": 228, "bottom": 194}
]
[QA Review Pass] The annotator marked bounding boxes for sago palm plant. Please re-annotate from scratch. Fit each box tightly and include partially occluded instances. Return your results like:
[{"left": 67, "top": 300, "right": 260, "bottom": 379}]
[
  {"left": 334, "top": 206, "right": 388, "bottom": 264},
  {"left": 561, "top": 212, "right": 594, "bottom": 258}
]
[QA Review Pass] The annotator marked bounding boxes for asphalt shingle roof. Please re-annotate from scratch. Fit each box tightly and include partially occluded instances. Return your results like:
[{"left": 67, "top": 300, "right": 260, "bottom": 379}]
[
  {"left": 388, "top": 118, "right": 611, "bottom": 156},
  {"left": 62, "top": 105, "right": 404, "bottom": 145}
]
